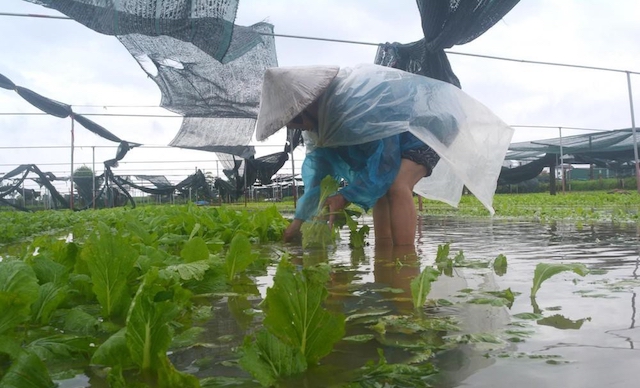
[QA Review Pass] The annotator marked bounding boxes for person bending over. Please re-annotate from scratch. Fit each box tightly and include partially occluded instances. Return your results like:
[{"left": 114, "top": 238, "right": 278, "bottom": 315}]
[{"left": 254, "top": 64, "right": 513, "bottom": 247}]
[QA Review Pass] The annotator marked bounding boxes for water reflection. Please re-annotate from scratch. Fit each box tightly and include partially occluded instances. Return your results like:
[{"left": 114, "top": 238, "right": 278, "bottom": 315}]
[{"left": 174, "top": 215, "right": 640, "bottom": 387}]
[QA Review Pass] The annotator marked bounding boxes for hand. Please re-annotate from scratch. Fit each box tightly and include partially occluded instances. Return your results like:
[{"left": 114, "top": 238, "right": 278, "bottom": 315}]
[
  {"left": 324, "top": 193, "right": 349, "bottom": 230},
  {"left": 283, "top": 218, "right": 303, "bottom": 243}
]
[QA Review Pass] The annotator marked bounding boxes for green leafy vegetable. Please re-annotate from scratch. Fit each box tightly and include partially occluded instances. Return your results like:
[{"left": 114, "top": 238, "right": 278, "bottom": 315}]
[
  {"left": 345, "top": 213, "right": 370, "bottom": 249},
  {"left": 301, "top": 176, "right": 340, "bottom": 249},
  {"left": 31, "top": 282, "right": 68, "bottom": 325},
  {"left": 0, "top": 349, "right": 56, "bottom": 388},
  {"left": 82, "top": 222, "right": 138, "bottom": 320},
  {"left": 0, "top": 260, "right": 40, "bottom": 335},
  {"left": 226, "top": 233, "right": 256, "bottom": 282},
  {"left": 531, "top": 263, "right": 590, "bottom": 298},
  {"left": 26, "top": 334, "right": 92, "bottom": 362},
  {"left": 262, "top": 256, "right": 345, "bottom": 365},
  {"left": 239, "top": 329, "right": 307, "bottom": 387},
  {"left": 410, "top": 266, "right": 440, "bottom": 310},
  {"left": 180, "top": 236, "right": 210, "bottom": 263}
]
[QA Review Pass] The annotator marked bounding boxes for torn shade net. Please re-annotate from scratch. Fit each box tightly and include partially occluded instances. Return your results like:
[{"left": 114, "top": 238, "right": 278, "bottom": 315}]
[
  {"left": 134, "top": 175, "right": 173, "bottom": 189},
  {"left": 24, "top": 0, "right": 240, "bottom": 63},
  {"left": 122, "top": 22, "right": 278, "bottom": 158},
  {"left": 375, "top": 0, "right": 520, "bottom": 88}
]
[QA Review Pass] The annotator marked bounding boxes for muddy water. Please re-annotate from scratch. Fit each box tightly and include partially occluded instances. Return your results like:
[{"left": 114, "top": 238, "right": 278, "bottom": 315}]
[{"left": 173, "top": 216, "right": 640, "bottom": 388}]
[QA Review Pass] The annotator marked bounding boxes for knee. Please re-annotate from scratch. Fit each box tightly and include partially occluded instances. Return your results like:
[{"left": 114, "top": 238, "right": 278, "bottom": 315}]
[{"left": 387, "top": 181, "right": 413, "bottom": 201}]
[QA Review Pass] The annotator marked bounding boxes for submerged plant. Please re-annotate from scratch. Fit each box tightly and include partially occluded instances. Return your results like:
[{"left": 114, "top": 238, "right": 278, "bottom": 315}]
[
  {"left": 240, "top": 255, "right": 345, "bottom": 385},
  {"left": 530, "top": 263, "right": 590, "bottom": 299},
  {"left": 410, "top": 266, "right": 441, "bottom": 311}
]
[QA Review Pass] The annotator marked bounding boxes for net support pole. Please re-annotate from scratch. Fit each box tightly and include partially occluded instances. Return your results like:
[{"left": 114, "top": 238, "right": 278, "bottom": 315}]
[
  {"left": 626, "top": 72, "right": 640, "bottom": 194},
  {"left": 290, "top": 149, "right": 297, "bottom": 208},
  {"left": 559, "top": 127, "right": 565, "bottom": 194},
  {"left": 92, "top": 146, "right": 96, "bottom": 209},
  {"left": 70, "top": 117, "right": 75, "bottom": 209}
]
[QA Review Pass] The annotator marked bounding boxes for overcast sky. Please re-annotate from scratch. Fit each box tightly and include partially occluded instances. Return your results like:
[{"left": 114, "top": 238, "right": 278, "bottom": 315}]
[{"left": 1, "top": 0, "right": 639, "bottom": 191}]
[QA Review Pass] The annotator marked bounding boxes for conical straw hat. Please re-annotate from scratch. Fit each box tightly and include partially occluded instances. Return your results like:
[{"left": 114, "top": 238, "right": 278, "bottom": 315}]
[{"left": 255, "top": 65, "right": 339, "bottom": 141}]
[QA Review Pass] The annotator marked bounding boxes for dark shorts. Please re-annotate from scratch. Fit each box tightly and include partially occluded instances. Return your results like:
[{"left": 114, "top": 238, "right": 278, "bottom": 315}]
[{"left": 401, "top": 145, "right": 440, "bottom": 177}]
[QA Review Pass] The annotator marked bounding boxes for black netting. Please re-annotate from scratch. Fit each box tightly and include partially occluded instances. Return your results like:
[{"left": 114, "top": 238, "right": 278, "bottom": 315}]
[
  {"left": 22, "top": 1, "right": 277, "bottom": 160},
  {"left": 498, "top": 154, "right": 555, "bottom": 185},
  {"left": 246, "top": 151, "right": 289, "bottom": 185},
  {"left": 24, "top": 0, "right": 239, "bottom": 63},
  {"left": 375, "top": 0, "right": 520, "bottom": 87},
  {"left": 1, "top": 164, "right": 70, "bottom": 210},
  {"left": 135, "top": 175, "right": 173, "bottom": 189}
]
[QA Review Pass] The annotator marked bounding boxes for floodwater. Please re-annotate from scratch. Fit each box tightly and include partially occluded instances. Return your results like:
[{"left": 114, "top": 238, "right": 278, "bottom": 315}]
[
  {"left": 241, "top": 216, "right": 640, "bottom": 387},
  {"left": 63, "top": 215, "right": 640, "bottom": 387}
]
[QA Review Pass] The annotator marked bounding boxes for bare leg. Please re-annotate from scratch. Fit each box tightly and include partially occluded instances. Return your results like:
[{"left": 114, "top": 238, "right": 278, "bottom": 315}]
[
  {"left": 387, "top": 159, "right": 427, "bottom": 246},
  {"left": 373, "top": 195, "right": 392, "bottom": 243}
]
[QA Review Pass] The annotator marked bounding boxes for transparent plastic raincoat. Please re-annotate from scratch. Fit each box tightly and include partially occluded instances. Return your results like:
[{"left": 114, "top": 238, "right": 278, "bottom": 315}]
[{"left": 256, "top": 64, "right": 514, "bottom": 221}]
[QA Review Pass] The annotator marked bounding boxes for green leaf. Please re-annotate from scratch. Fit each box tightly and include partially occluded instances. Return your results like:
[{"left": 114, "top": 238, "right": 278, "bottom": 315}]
[
  {"left": 301, "top": 221, "right": 334, "bottom": 249},
  {"left": 31, "top": 282, "right": 68, "bottom": 325},
  {"left": 63, "top": 308, "right": 101, "bottom": 335},
  {"left": 531, "top": 263, "right": 590, "bottom": 298},
  {"left": 262, "top": 256, "right": 345, "bottom": 365},
  {"left": 345, "top": 212, "right": 369, "bottom": 249},
  {"left": 512, "top": 312, "right": 544, "bottom": 320},
  {"left": 0, "top": 350, "right": 56, "bottom": 388},
  {"left": 0, "top": 260, "right": 40, "bottom": 335},
  {"left": 166, "top": 261, "right": 210, "bottom": 281},
  {"left": 226, "top": 234, "right": 255, "bottom": 282},
  {"left": 125, "top": 268, "right": 179, "bottom": 374},
  {"left": 537, "top": 314, "right": 591, "bottom": 330},
  {"left": 180, "top": 236, "right": 209, "bottom": 263},
  {"left": 435, "top": 244, "right": 451, "bottom": 263},
  {"left": 91, "top": 328, "right": 134, "bottom": 368},
  {"left": 343, "top": 334, "right": 375, "bottom": 343},
  {"left": 82, "top": 222, "right": 138, "bottom": 320},
  {"left": 28, "top": 255, "right": 69, "bottom": 285},
  {"left": 493, "top": 254, "right": 508, "bottom": 276},
  {"left": 171, "top": 327, "right": 206, "bottom": 349},
  {"left": 410, "top": 266, "right": 440, "bottom": 310},
  {"left": 26, "top": 334, "right": 92, "bottom": 362},
  {"left": 239, "top": 329, "right": 307, "bottom": 386},
  {"left": 301, "top": 176, "right": 340, "bottom": 249},
  {"left": 354, "top": 348, "right": 438, "bottom": 387}
]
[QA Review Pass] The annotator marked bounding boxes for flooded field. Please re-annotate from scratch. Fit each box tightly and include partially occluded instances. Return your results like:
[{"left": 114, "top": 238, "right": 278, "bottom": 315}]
[{"left": 164, "top": 215, "right": 640, "bottom": 388}]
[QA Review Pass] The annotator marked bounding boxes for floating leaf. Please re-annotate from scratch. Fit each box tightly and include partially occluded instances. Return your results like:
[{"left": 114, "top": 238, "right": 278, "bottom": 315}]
[
  {"left": 262, "top": 256, "right": 345, "bottom": 365},
  {"left": 537, "top": 314, "right": 591, "bottom": 330},
  {"left": 493, "top": 254, "right": 508, "bottom": 276},
  {"left": 353, "top": 348, "right": 438, "bottom": 386},
  {"left": 531, "top": 263, "right": 589, "bottom": 298},
  {"left": 512, "top": 312, "right": 544, "bottom": 320},
  {"left": 343, "top": 334, "right": 375, "bottom": 343}
]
